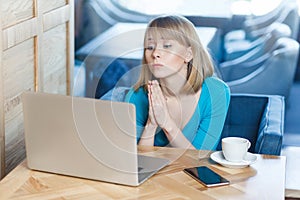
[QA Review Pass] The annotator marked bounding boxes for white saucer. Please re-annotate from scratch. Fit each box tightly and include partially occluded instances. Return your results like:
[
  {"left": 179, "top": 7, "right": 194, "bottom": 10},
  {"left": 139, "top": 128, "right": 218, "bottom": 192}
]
[{"left": 210, "top": 151, "right": 258, "bottom": 169}]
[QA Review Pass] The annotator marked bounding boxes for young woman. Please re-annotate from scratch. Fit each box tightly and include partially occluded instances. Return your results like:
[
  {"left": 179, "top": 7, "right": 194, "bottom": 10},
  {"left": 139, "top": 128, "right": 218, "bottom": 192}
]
[{"left": 125, "top": 15, "right": 230, "bottom": 150}]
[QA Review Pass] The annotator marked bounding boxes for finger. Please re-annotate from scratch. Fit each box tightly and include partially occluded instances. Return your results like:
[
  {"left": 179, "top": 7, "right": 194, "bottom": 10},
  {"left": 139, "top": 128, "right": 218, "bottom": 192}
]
[
  {"left": 152, "top": 81, "right": 166, "bottom": 105},
  {"left": 148, "top": 84, "right": 154, "bottom": 111},
  {"left": 150, "top": 82, "right": 159, "bottom": 103},
  {"left": 148, "top": 96, "right": 153, "bottom": 116},
  {"left": 154, "top": 81, "right": 164, "bottom": 100},
  {"left": 150, "top": 84, "right": 159, "bottom": 107},
  {"left": 147, "top": 89, "right": 156, "bottom": 123}
]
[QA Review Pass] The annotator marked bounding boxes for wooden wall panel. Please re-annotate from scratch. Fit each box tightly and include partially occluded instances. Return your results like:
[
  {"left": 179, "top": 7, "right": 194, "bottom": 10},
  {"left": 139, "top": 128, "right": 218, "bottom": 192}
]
[
  {"left": 42, "top": 24, "right": 67, "bottom": 94},
  {"left": 39, "top": 0, "right": 67, "bottom": 14},
  {"left": 0, "top": 0, "right": 74, "bottom": 178},
  {"left": 1, "top": 0, "right": 34, "bottom": 29},
  {"left": 43, "top": 5, "right": 71, "bottom": 32},
  {"left": 3, "top": 39, "right": 35, "bottom": 99},
  {"left": 3, "top": 39, "right": 35, "bottom": 174},
  {"left": 2, "top": 18, "right": 37, "bottom": 50},
  {"left": 0, "top": 0, "right": 3, "bottom": 179}
]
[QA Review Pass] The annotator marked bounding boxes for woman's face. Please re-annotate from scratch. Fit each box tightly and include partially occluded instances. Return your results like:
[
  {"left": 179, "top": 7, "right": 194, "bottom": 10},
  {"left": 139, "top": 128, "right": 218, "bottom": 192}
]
[{"left": 144, "top": 36, "right": 192, "bottom": 79}]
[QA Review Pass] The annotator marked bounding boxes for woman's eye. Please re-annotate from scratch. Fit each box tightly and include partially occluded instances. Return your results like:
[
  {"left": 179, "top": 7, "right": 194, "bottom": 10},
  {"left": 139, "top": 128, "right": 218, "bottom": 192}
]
[
  {"left": 146, "top": 46, "right": 154, "bottom": 50},
  {"left": 163, "top": 44, "right": 172, "bottom": 48}
]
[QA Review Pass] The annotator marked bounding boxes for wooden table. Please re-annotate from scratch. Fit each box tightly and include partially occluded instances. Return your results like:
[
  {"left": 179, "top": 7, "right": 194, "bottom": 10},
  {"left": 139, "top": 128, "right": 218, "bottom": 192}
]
[{"left": 0, "top": 146, "right": 286, "bottom": 199}]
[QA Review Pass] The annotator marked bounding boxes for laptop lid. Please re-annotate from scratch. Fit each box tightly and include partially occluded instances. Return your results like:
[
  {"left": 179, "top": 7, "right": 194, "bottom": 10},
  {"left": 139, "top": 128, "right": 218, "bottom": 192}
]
[{"left": 22, "top": 92, "right": 168, "bottom": 186}]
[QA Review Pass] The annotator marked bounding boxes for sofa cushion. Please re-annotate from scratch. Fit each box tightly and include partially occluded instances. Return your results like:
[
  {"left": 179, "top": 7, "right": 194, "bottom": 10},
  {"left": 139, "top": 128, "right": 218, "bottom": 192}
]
[{"left": 217, "top": 95, "right": 268, "bottom": 153}]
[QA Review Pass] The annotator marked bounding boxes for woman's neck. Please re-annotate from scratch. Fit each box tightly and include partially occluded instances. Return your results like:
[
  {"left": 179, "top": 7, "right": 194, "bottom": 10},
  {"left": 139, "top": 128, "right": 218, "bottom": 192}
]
[{"left": 159, "top": 74, "right": 187, "bottom": 98}]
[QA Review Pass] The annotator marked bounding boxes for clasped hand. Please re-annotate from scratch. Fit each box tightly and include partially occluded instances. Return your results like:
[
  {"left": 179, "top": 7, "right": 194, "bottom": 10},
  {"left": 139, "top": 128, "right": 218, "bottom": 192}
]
[{"left": 147, "top": 80, "right": 173, "bottom": 130}]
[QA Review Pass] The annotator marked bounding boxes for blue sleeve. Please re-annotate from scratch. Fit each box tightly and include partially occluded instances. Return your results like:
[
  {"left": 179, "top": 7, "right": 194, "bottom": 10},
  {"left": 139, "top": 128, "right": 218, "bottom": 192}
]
[
  {"left": 124, "top": 88, "right": 148, "bottom": 142},
  {"left": 192, "top": 77, "right": 230, "bottom": 150}
]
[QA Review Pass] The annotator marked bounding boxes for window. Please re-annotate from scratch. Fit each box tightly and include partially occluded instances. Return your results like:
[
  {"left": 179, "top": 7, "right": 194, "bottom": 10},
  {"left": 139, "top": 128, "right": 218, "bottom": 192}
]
[
  {"left": 114, "top": 0, "right": 285, "bottom": 16},
  {"left": 114, "top": 0, "right": 232, "bottom": 17}
]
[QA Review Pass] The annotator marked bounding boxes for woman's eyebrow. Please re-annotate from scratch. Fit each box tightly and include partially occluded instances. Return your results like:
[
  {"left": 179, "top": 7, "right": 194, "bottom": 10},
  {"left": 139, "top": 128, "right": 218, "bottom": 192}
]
[
  {"left": 146, "top": 37, "right": 157, "bottom": 42},
  {"left": 147, "top": 37, "right": 170, "bottom": 41}
]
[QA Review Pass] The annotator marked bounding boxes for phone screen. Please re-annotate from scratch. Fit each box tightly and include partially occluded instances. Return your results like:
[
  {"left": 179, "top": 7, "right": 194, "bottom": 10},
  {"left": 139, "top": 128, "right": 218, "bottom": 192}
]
[{"left": 183, "top": 166, "right": 229, "bottom": 187}]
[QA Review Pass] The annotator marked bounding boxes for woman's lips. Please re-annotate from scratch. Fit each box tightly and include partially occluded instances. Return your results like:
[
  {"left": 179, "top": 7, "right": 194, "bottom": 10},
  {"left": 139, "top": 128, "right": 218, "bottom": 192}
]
[{"left": 152, "top": 63, "right": 163, "bottom": 68}]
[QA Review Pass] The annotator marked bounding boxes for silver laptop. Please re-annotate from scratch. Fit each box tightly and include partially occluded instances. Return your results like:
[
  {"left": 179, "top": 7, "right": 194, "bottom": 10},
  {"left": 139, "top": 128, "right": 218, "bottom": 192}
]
[{"left": 22, "top": 92, "right": 169, "bottom": 186}]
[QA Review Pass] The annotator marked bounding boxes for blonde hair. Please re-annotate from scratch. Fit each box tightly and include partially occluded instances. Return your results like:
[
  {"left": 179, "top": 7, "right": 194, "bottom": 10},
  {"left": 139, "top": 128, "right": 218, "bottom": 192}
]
[{"left": 134, "top": 15, "right": 214, "bottom": 93}]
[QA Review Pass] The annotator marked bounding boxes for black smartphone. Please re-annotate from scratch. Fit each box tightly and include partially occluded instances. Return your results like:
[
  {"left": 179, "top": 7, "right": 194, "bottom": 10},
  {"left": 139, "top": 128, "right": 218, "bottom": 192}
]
[{"left": 183, "top": 166, "right": 230, "bottom": 187}]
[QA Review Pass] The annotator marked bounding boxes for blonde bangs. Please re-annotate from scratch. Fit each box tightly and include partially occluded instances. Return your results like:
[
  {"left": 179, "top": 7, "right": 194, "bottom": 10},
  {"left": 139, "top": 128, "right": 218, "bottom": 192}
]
[{"left": 145, "top": 26, "right": 189, "bottom": 47}]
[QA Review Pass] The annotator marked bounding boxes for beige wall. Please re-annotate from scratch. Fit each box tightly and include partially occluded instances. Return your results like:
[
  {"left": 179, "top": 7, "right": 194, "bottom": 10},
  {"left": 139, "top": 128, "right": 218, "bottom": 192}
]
[{"left": 0, "top": 0, "right": 74, "bottom": 179}]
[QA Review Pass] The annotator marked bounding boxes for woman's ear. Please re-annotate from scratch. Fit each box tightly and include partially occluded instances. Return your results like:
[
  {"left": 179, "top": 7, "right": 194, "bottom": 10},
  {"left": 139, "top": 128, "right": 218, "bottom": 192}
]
[{"left": 185, "top": 47, "right": 193, "bottom": 63}]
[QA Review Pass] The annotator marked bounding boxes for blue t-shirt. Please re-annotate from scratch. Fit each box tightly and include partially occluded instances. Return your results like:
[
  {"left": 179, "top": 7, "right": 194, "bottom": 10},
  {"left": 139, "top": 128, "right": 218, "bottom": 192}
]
[{"left": 125, "top": 76, "right": 230, "bottom": 150}]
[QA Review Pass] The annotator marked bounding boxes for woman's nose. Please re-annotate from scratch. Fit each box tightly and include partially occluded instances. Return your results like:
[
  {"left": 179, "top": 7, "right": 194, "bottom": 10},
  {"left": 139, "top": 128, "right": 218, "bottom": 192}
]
[{"left": 152, "top": 48, "right": 161, "bottom": 58}]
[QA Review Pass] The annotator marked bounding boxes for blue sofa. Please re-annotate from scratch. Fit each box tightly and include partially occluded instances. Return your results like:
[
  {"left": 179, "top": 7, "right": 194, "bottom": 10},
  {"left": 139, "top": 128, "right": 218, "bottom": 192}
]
[
  {"left": 101, "top": 88, "right": 285, "bottom": 155},
  {"left": 224, "top": 37, "right": 299, "bottom": 102},
  {"left": 216, "top": 94, "right": 284, "bottom": 155}
]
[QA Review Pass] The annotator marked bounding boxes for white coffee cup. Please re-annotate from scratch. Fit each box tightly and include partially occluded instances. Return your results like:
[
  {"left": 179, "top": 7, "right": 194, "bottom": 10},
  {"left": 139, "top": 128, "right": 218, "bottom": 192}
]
[{"left": 221, "top": 137, "right": 251, "bottom": 163}]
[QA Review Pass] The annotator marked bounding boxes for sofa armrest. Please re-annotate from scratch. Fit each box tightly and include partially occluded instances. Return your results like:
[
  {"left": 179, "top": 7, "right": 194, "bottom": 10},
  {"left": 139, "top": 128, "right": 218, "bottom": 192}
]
[
  {"left": 100, "top": 86, "right": 130, "bottom": 102},
  {"left": 255, "top": 95, "right": 285, "bottom": 155}
]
